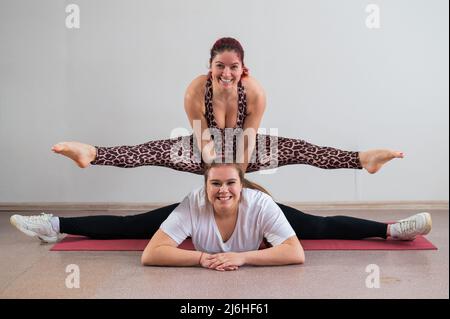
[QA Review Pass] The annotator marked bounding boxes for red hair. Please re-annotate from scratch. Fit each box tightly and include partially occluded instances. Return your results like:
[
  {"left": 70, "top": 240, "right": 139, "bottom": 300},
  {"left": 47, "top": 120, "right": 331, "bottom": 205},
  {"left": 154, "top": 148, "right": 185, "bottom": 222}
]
[{"left": 209, "top": 37, "right": 249, "bottom": 77}]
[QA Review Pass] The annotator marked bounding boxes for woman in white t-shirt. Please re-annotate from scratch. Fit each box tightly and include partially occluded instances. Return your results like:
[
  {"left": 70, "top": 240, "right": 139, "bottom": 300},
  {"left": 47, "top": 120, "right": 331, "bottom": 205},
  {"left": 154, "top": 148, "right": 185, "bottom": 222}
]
[
  {"left": 10, "top": 169, "right": 433, "bottom": 270},
  {"left": 141, "top": 163, "right": 304, "bottom": 270}
]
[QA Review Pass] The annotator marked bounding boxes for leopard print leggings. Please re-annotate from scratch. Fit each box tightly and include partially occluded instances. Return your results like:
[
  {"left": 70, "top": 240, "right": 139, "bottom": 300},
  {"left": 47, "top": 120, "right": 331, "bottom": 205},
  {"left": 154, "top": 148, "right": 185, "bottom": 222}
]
[{"left": 91, "top": 133, "right": 362, "bottom": 175}]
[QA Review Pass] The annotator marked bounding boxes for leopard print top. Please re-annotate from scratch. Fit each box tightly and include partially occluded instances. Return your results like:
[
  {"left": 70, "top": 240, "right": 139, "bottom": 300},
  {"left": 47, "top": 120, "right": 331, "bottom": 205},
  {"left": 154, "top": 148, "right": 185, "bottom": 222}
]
[{"left": 204, "top": 75, "right": 247, "bottom": 130}]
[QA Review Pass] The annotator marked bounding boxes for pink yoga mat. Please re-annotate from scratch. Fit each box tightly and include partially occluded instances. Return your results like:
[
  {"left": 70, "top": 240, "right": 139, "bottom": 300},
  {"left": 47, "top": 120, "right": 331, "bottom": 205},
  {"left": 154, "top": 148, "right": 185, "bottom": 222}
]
[{"left": 50, "top": 235, "right": 437, "bottom": 251}]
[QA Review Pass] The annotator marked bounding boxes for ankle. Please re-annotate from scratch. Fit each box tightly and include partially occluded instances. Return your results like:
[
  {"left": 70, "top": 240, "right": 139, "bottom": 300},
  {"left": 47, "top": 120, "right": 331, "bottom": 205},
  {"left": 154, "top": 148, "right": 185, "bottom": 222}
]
[
  {"left": 359, "top": 151, "right": 368, "bottom": 167},
  {"left": 89, "top": 145, "right": 97, "bottom": 162}
]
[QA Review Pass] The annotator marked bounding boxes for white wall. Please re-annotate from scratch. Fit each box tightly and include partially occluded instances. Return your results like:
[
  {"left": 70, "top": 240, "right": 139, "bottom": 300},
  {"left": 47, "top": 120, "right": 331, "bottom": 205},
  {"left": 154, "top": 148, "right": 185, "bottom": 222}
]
[{"left": 0, "top": 0, "right": 448, "bottom": 203}]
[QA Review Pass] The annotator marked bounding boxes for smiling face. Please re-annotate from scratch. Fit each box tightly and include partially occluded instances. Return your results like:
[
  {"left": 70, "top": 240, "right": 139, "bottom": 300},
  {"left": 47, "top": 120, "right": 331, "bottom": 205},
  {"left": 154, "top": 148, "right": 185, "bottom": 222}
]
[
  {"left": 205, "top": 164, "right": 243, "bottom": 213},
  {"left": 209, "top": 50, "right": 244, "bottom": 90}
]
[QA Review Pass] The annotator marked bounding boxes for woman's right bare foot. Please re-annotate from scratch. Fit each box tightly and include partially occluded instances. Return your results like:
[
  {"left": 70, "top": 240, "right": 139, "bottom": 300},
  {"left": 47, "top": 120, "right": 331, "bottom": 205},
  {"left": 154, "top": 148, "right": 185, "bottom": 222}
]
[
  {"left": 359, "top": 149, "right": 404, "bottom": 174},
  {"left": 51, "top": 142, "right": 97, "bottom": 168}
]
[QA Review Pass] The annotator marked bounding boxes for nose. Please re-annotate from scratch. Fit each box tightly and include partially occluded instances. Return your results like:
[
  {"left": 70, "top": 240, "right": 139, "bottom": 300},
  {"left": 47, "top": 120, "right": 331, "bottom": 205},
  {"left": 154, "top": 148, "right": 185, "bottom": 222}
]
[
  {"left": 222, "top": 67, "right": 231, "bottom": 77},
  {"left": 219, "top": 184, "right": 228, "bottom": 192}
]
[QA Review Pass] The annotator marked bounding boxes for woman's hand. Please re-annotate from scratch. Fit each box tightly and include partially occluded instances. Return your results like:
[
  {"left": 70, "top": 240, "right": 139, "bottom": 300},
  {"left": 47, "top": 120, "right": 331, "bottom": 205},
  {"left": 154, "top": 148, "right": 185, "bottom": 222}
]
[
  {"left": 199, "top": 252, "right": 213, "bottom": 268},
  {"left": 205, "top": 252, "right": 246, "bottom": 271},
  {"left": 200, "top": 252, "right": 237, "bottom": 271}
]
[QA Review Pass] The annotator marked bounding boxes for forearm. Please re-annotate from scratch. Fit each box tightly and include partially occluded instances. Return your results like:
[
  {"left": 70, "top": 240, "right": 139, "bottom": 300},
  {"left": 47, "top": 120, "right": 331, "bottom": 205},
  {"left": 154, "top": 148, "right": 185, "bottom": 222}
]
[
  {"left": 201, "top": 139, "right": 217, "bottom": 163},
  {"left": 237, "top": 131, "right": 256, "bottom": 173},
  {"left": 241, "top": 244, "right": 304, "bottom": 266},
  {"left": 192, "top": 130, "right": 217, "bottom": 163},
  {"left": 142, "top": 246, "right": 203, "bottom": 267},
  {"left": 190, "top": 116, "right": 218, "bottom": 163}
]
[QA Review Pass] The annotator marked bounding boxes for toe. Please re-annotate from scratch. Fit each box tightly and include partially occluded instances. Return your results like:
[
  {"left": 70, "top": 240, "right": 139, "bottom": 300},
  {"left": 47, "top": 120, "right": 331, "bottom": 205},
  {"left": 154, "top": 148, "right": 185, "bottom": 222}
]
[{"left": 52, "top": 144, "right": 64, "bottom": 152}]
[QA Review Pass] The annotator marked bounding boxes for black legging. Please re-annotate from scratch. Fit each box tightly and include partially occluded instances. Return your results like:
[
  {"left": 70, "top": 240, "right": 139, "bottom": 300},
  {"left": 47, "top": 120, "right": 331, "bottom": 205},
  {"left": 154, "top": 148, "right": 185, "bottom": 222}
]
[{"left": 59, "top": 203, "right": 387, "bottom": 240}]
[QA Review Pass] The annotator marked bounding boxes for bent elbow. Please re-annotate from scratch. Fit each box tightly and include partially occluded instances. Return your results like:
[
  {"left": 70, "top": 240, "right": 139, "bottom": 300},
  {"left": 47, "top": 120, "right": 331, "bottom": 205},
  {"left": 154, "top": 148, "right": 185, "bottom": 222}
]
[
  {"left": 292, "top": 254, "right": 305, "bottom": 265},
  {"left": 294, "top": 248, "right": 305, "bottom": 264},
  {"left": 141, "top": 255, "right": 149, "bottom": 266},
  {"left": 282, "top": 247, "right": 305, "bottom": 265},
  {"left": 141, "top": 252, "right": 154, "bottom": 266}
]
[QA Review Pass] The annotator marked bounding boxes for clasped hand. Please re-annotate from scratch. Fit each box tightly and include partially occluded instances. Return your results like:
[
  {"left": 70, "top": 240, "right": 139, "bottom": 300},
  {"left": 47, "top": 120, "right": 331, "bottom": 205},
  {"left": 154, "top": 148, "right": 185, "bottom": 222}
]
[{"left": 200, "top": 252, "right": 245, "bottom": 271}]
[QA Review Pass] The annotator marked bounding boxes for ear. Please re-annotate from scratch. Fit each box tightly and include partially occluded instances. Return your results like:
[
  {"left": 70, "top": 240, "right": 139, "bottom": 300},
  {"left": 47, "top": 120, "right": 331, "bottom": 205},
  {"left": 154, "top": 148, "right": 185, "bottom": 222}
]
[{"left": 242, "top": 66, "right": 249, "bottom": 76}]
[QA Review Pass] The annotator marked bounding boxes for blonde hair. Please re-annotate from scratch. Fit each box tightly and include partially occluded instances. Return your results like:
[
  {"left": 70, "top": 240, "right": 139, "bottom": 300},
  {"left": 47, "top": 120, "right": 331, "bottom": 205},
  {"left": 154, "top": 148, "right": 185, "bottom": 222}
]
[{"left": 203, "top": 163, "right": 271, "bottom": 196}]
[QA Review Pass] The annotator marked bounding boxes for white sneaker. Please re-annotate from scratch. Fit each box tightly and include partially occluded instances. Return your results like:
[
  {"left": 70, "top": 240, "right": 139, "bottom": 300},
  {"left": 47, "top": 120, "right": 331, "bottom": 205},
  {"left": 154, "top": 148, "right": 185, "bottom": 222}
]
[
  {"left": 10, "top": 213, "right": 59, "bottom": 243},
  {"left": 390, "top": 212, "right": 432, "bottom": 240}
]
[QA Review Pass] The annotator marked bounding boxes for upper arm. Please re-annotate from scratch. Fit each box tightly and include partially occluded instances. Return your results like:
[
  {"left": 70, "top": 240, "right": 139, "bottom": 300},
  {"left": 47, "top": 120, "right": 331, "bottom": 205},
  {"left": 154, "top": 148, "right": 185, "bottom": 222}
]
[
  {"left": 259, "top": 197, "right": 297, "bottom": 246},
  {"left": 281, "top": 236, "right": 301, "bottom": 248},
  {"left": 141, "top": 195, "right": 194, "bottom": 265},
  {"left": 184, "top": 76, "right": 207, "bottom": 129},
  {"left": 141, "top": 228, "right": 179, "bottom": 264},
  {"left": 184, "top": 76, "right": 212, "bottom": 147},
  {"left": 281, "top": 235, "right": 305, "bottom": 263},
  {"left": 146, "top": 228, "right": 179, "bottom": 249}
]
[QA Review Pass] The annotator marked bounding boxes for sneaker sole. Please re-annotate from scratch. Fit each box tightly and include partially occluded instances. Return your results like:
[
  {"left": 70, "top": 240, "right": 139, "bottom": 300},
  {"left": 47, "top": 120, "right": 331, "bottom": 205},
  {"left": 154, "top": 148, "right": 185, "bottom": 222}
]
[{"left": 421, "top": 212, "right": 432, "bottom": 235}]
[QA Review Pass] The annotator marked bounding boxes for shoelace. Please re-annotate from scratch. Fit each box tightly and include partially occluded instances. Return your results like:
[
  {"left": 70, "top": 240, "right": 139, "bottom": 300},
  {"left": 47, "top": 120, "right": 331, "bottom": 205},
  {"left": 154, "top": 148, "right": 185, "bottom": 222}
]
[
  {"left": 398, "top": 219, "right": 416, "bottom": 235},
  {"left": 26, "top": 213, "right": 53, "bottom": 223}
]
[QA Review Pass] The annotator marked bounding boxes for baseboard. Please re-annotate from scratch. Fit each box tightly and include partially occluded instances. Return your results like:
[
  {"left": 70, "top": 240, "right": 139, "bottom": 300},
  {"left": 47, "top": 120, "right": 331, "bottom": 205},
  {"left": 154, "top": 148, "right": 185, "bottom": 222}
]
[
  {"left": 282, "top": 200, "right": 449, "bottom": 211},
  {"left": 0, "top": 200, "right": 448, "bottom": 212}
]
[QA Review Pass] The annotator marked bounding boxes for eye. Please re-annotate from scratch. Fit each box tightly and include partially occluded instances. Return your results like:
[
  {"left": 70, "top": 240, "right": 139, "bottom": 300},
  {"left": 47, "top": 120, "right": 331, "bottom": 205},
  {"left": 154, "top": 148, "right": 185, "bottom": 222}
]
[
  {"left": 212, "top": 182, "right": 221, "bottom": 187},
  {"left": 227, "top": 181, "right": 236, "bottom": 185}
]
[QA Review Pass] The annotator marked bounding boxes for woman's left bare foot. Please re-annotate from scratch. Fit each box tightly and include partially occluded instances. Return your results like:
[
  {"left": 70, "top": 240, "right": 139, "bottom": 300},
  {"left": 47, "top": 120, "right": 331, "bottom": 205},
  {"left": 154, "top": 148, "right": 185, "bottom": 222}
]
[{"left": 359, "top": 149, "right": 404, "bottom": 174}]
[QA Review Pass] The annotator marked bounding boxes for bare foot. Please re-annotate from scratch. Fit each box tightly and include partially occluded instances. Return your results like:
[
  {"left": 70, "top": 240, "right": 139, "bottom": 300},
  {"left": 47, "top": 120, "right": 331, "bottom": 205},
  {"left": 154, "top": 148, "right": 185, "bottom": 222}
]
[
  {"left": 359, "top": 149, "right": 404, "bottom": 174},
  {"left": 51, "top": 142, "right": 97, "bottom": 168}
]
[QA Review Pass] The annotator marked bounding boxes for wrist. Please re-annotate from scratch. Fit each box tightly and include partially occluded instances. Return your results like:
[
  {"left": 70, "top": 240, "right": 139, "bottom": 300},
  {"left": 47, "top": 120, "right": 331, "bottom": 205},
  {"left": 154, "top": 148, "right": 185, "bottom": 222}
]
[
  {"left": 198, "top": 252, "right": 204, "bottom": 265},
  {"left": 239, "top": 251, "right": 248, "bottom": 265}
]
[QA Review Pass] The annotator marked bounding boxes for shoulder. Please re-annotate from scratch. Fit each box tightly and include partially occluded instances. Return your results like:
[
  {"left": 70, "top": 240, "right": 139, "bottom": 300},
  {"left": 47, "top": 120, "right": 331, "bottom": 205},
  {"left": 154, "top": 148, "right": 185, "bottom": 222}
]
[
  {"left": 171, "top": 187, "right": 207, "bottom": 220},
  {"left": 241, "top": 76, "right": 265, "bottom": 99},
  {"left": 240, "top": 189, "right": 281, "bottom": 226},
  {"left": 186, "top": 186, "right": 208, "bottom": 208},
  {"left": 185, "top": 75, "right": 208, "bottom": 98},
  {"left": 240, "top": 76, "right": 266, "bottom": 112},
  {"left": 187, "top": 186, "right": 205, "bottom": 199},
  {"left": 184, "top": 75, "right": 208, "bottom": 113},
  {"left": 241, "top": 188, "right": 273, "bottom": 208}
]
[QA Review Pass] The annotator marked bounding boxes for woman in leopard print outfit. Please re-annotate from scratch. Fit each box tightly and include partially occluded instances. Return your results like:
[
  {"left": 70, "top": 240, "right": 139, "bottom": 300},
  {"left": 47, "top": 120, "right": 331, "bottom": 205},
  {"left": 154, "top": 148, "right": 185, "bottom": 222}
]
[{"left": 53, "top": 38, "right": 403, "bottom": 175}]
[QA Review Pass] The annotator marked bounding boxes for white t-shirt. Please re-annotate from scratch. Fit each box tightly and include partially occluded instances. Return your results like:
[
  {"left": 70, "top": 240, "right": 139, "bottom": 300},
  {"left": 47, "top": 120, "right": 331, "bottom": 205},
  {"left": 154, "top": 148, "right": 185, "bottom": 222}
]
[{"left": 160, "top": 187, "right": 296, "bottom": 253}]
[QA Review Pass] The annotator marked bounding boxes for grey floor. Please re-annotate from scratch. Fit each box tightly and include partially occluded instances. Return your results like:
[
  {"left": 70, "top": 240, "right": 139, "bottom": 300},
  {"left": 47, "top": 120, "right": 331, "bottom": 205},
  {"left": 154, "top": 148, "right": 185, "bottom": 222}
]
[{"left": 0, "top": 208, "right": 448, "bottom": 299}]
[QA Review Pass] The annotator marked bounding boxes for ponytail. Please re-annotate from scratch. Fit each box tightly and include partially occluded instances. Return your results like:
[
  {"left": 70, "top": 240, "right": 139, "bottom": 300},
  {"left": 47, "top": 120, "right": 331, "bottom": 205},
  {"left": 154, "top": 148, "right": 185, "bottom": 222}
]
[{"left": 242, "top": 178, "right": 271, "bottom": 197}]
